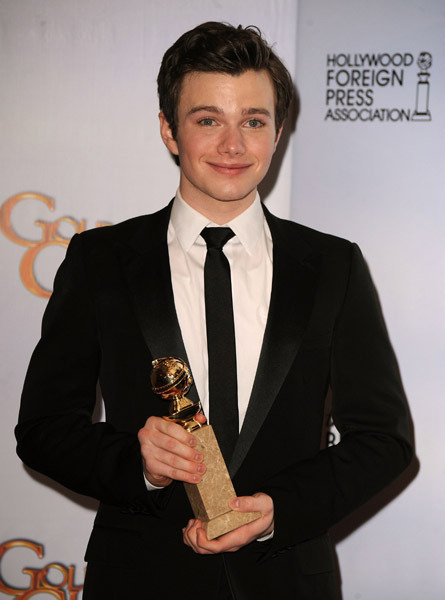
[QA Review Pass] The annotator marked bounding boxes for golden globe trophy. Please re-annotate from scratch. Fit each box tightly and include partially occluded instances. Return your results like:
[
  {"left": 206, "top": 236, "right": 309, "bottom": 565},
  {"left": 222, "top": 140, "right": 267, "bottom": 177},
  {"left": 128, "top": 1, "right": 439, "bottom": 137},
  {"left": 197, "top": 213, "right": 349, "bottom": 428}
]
[{"left": 151, "top": 356, "right": 260, "bottom": 540}]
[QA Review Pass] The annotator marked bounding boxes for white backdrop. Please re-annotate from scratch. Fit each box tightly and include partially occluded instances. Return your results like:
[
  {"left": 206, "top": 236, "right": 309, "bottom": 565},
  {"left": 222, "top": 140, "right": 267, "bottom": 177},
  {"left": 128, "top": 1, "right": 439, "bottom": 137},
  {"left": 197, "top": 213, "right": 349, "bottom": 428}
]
[
  {"left": 1, "top": 1, "right": 443, "bottom": 598},
  {"left": 291, "top": 2, "right": 444, "bottom": 598}
]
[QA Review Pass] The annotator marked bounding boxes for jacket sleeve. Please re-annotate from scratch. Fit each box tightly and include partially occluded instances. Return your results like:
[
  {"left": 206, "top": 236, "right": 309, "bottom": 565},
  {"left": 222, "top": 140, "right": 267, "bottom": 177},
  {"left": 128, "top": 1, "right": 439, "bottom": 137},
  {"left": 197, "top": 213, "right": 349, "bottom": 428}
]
[
  {"left": 15, "top": 233, "right": 169, "bottom": 514},
  {"left": 262, "top": 243, "right": 413, "bottom": 553}
]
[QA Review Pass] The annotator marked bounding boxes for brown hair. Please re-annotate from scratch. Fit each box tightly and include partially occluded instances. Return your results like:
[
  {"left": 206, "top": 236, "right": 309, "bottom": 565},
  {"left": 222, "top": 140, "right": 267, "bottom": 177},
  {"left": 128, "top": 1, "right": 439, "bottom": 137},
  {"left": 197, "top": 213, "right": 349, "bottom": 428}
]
[{"left": 157, "top": 21, "right": 294, "bottom": 138}]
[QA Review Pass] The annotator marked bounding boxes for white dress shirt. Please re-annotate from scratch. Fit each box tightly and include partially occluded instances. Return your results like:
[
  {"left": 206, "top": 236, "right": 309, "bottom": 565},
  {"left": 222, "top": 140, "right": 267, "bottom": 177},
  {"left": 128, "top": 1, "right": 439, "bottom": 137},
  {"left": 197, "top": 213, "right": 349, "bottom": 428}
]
[
  {"left": 168, "top": 191, "right": 273, "bottom": 429},
  {"left": 144, "top": 192, "right": 273, "bottom": 504}
]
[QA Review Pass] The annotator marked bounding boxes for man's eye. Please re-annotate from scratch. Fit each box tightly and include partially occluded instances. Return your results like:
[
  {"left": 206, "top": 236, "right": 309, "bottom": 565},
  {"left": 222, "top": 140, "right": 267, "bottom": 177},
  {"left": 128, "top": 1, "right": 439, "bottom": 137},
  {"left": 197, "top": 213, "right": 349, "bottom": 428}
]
[
  {"left": 198, "top": 118, "right": 215, "bottom": 126},
  {"left": 246, "top": 119, "right": 264, "bottom": 128}
]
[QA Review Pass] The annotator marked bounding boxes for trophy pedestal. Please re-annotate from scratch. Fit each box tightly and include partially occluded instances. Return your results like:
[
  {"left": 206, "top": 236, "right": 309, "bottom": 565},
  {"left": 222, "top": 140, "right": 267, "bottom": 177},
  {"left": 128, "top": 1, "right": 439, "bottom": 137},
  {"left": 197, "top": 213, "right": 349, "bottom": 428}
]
[{"left": 184, "top": 425, "right": 261, "bottom": 540}]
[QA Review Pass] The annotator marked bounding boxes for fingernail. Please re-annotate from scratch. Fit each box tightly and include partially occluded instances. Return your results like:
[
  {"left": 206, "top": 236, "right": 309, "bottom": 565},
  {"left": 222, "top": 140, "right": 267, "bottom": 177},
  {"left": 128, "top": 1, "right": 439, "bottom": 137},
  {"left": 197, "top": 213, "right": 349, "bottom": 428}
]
[
  {"left": 230, "top": 498, "right": 239, "bottom": 509},
  {"left": 194, "top": 453, "right": 203, "bottom": 462},
  {"left": 192, "top": 474, "right": 200, "bottom": 482},
  {"left": 197, "top": 464, "right": 205, "bottom": 474},
  {"left": 189, "top": 438, "right": 196, "bottom": 447}
]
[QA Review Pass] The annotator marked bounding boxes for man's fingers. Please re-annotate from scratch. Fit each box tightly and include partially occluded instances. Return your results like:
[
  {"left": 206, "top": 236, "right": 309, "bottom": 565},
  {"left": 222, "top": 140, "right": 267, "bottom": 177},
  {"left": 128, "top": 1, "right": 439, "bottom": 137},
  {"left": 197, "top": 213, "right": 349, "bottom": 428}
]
[
  {"left": 229, "top": 492, "right": 272, "bottom": 514},
  {"left": 195, "top": 413, "right": 207, "bottom": 425},
  {"left": 145, "top": 446, "right": 206, "bottom": 483},
  {"left": 143, "top": 426, "right": 203, "bottom": 462},
  {"left": 138, "top": 416, "right": 206, "bottom": 484},
  {"left": 139, "top": 416, "right": 197, "bottom": 448},
  {"left": 183, "top": 493, "right": 275, "bottom": 554},
  {"left": 141, "top": 446, "right": 206, "bottom": 484},
  {"left": 141, "top": 434, "right": 205, "bottom": 470},
  {"left": 193, "top": 523, "right": 250, "bottom": 553},
  {"left": 183, "top": 519, "right": 212, "bottom": 554}
]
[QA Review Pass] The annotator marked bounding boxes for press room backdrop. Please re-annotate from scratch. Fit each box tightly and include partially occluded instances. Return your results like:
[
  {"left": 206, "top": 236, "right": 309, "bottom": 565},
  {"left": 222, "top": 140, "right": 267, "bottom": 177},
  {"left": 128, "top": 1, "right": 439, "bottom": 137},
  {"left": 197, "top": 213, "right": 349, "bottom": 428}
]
[{"left": 1, "top": 1, "right": 443, "bottom": 598}]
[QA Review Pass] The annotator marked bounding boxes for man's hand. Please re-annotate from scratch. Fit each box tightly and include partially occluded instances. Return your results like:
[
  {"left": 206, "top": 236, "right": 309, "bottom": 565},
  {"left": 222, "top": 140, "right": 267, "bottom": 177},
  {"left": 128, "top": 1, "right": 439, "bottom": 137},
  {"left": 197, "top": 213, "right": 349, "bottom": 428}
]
[
  {"left": 138, "top": 414, "right": 207, "bottom": 487},
  {"left": 182, "top": 493, "right": 274, "bottom": 554}
]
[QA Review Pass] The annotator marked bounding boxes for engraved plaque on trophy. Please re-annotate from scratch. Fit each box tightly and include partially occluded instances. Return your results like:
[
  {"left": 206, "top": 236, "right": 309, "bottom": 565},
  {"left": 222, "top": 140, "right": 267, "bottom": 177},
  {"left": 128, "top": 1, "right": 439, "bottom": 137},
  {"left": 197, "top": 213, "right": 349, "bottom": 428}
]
[{"left": 151, "top": 356, "right": 261, "bottom": 540}]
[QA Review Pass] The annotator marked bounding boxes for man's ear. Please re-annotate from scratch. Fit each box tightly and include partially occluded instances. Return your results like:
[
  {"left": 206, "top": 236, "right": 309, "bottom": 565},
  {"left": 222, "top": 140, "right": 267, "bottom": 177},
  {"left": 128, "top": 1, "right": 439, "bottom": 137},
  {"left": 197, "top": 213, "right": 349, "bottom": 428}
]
[
  {"left": 159, "top": 112, "right": 179, "bottom": 155},
  {"left": 274, "top": 124, "right": 284, "bottom": 152}
]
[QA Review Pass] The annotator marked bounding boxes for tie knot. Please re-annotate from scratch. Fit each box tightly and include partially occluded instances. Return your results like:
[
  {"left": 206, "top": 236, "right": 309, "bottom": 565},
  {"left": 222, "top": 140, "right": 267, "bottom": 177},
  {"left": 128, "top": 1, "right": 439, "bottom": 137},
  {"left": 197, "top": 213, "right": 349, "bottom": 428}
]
[{"left": 201, "top": 227, "right": 235, "bottom": 250}]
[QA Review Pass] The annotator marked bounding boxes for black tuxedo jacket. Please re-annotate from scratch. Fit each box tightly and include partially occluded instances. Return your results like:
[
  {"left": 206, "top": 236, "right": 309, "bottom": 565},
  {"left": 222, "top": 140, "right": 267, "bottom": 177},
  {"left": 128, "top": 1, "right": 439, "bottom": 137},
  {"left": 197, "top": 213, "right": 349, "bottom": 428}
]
[{"left": 16, "top": 202, "right": 412, "bottom": 600}]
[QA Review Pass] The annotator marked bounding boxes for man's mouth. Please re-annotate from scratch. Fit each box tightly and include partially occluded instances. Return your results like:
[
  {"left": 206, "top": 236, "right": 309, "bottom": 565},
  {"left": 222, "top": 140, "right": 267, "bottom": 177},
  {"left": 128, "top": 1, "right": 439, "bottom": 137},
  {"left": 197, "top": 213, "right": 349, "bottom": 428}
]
[{"left": 207, "top": 162, "right": 252, "bottom": 175}]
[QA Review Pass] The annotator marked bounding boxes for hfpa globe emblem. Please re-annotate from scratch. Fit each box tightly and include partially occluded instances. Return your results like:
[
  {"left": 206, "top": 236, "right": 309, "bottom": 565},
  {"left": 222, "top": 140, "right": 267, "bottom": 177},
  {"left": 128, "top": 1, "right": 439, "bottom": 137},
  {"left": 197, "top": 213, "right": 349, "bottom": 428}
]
[{"left": 412, "top": 52, "right": 432, "bottom": 121}]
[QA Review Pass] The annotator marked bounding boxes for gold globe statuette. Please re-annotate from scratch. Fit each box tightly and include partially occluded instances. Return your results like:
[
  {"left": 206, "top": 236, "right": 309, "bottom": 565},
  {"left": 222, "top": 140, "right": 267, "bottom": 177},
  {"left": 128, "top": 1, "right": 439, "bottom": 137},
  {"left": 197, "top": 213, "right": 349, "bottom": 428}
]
[{"left": 151, "top": 357, "right": 260, "bottom": 540}]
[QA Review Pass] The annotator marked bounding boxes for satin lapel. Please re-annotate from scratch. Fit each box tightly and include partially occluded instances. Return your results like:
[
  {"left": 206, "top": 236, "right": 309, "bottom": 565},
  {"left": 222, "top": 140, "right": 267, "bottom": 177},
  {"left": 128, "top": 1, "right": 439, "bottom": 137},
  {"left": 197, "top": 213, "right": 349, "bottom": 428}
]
[
  {"left": 229, "top": 209, "right": 320, "bottom": 478},
  {"left": 116, "top": 203, "right": 199, "bottom": 405}
]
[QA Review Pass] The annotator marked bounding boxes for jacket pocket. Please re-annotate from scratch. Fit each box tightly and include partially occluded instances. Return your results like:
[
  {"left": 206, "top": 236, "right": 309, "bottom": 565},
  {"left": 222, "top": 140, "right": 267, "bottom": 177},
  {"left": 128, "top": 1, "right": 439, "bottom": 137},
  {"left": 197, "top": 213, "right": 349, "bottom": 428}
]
[
  {"left": 294, "top": 534, "right": 335, "bottom": 575},
  {"left": 85, "top": 524, "right": 144, "bottom": 568}
]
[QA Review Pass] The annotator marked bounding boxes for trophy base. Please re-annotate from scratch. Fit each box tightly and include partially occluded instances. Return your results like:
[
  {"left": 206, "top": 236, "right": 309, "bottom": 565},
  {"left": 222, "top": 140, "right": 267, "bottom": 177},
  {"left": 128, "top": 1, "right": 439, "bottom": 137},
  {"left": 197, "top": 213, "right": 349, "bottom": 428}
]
[
  {"left": 202, "top": 506, "right": 262, "bottom": 540},
  {"left": 184, "top": 425, "right": 261, "bottom": 540}
]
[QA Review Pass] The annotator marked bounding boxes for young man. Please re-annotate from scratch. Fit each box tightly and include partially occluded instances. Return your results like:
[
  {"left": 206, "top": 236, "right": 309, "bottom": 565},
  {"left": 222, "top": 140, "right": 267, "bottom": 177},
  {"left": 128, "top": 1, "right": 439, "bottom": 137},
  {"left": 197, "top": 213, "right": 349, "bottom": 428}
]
[{"left": 16, "top": 22, "right": 412, "bottom": 600}]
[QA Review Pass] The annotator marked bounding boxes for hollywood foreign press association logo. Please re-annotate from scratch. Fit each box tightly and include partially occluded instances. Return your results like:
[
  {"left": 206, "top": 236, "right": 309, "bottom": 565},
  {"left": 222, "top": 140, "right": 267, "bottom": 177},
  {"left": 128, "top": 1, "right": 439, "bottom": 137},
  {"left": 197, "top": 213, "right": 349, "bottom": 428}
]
[
  {"left": 412, "top": 51, "right": 432, "bottom": 121},
  {"left": 324, "top": 50, "right": 433, "bottom": 123}
]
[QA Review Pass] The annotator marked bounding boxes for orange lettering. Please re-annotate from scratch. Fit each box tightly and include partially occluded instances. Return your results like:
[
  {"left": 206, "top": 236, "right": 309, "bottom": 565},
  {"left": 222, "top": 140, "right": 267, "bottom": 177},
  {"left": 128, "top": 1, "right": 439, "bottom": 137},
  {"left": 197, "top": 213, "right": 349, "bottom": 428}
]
[
  {"left": 0, "top": 193, "right": 110, "bottom": 298},
  {"left": 0, "top": 539, "right": 83, "bottom": 599},
  {"left": 0, "top": 540, "right": 43, "bottom": 595}
]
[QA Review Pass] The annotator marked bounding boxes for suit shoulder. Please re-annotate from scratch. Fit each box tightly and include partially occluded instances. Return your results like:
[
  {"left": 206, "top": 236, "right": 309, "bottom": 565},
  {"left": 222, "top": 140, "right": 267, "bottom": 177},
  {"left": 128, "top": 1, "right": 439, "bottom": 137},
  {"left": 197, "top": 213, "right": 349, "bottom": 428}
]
[
  {"left": 71, "top": 203, "right": 171, "bottom": 253},
  {"left": 267, "top": 211, "right": 355, "bottom": 256},
  {"left": 78, "top": 215, "right": 144, "bottom": 244},
  {"left": 286, "top": 218, "right": 351, "bottom": 245}
]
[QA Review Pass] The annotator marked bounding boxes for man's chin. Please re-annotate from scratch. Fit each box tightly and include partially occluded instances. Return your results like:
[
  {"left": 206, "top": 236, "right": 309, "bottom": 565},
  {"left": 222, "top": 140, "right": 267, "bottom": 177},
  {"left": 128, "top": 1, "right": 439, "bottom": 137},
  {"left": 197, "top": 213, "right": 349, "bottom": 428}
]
[{"left": 208, "top": 189, "right": 257, "bottom": 204}]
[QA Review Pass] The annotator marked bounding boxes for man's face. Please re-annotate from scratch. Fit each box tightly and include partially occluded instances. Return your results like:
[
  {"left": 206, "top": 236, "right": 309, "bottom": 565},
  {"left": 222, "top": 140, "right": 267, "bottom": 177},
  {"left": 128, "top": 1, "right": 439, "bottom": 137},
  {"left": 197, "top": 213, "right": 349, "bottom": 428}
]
[{"left": 160, "top": 69, "right": 282, "bottom": 219}]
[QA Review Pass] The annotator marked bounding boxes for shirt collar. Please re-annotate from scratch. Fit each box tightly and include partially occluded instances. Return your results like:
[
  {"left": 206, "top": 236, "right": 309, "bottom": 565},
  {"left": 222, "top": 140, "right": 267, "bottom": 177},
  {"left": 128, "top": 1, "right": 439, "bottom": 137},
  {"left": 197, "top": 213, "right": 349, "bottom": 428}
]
[{"left": 170, "top": 190, "right": 265, "bottom": 256}]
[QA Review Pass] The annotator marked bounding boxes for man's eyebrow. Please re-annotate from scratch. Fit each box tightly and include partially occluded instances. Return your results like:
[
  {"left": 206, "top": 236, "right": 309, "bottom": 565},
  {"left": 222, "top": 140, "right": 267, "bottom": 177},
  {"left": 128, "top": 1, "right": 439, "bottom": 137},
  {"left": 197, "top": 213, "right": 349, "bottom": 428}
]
[
  {"left": 242, "top": 107, "right": 273, "bottom": 119},
  {"left": 186, "top": 106, "right": 273, "bottom": 119},
  {"left": 187, "top": 105, "right": 223, "bottom": 116}
]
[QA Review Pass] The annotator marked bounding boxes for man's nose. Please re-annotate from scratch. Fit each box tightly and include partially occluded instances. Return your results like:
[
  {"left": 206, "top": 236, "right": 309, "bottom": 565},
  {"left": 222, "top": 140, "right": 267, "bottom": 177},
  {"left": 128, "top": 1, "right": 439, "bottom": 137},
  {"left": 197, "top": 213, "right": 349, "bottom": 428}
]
[{"left": 217, "top": 126, "right": 246, "bottom": 156}]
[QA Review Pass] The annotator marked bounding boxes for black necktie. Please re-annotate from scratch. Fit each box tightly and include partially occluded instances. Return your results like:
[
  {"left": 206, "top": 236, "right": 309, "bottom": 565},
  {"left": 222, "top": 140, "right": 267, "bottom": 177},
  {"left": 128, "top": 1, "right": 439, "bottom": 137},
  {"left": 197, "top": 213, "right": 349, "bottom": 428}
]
[{"left": 201, "top": 227, "right": 238, "bottom": 464}]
